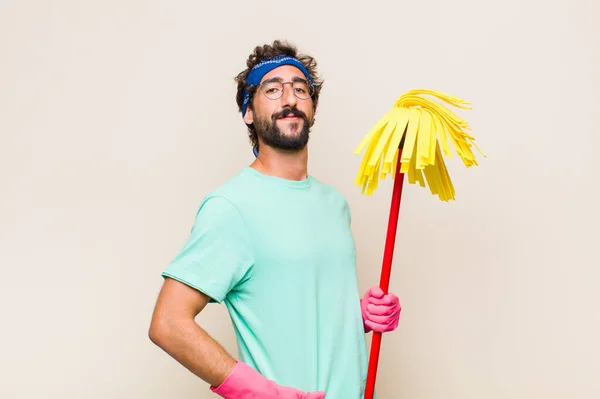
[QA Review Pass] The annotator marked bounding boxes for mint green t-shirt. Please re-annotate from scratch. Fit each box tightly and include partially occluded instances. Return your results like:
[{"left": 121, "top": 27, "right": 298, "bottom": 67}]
[{"left": 162, "top": 167, "right": 372, "bottom": 398}]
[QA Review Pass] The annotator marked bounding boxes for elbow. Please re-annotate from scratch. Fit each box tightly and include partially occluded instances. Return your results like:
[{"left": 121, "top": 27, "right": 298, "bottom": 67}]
[{"left": 148, "top": 314, "right": 170, "bottom": 347}]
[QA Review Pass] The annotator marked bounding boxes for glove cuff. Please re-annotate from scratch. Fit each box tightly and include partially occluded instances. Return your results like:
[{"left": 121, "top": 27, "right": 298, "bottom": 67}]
[
  {"left": 210, "top": 361, "right": 268, "bottom": 398},
  {"left": 360, "top": 297, "right": 372, "bottom": 333}
]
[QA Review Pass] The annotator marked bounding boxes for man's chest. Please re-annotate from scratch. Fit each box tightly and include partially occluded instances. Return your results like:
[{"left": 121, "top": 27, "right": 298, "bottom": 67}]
[{"left": 248, "top": 206, "right": 356, "bottom": 280}]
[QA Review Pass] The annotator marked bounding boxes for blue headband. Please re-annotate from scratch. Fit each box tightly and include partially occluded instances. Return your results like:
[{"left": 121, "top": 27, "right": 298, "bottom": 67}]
[{"left": 241, "top": 55, "right": 313, "bottom": 117}]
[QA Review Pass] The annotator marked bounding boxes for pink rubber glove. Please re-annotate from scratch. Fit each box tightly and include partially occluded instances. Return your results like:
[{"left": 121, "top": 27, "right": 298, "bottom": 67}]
[
  {"left": 361, "top": 285, "right": 401, "bottom": 333},
  {"left": 211, "top": 361, "right": 326, "bottom": 399}
]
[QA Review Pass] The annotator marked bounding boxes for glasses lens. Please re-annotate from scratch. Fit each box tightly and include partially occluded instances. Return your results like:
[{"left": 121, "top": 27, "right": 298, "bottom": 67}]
[
  {"left": 292, "top": 81, "right": 312, "bottom": 99},
  {"left": 261, "top": 82, "right": 283, "bottom": 99}
]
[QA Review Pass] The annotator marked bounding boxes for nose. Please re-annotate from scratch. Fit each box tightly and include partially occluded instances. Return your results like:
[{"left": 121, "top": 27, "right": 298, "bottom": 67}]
[{"left": 280, "top": 82, "right": 298, "bottom": 108}]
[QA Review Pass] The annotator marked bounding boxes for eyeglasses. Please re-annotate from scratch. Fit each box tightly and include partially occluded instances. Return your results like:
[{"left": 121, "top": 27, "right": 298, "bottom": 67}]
[{"left": 258, "top": 79, "right": 314, "bottom": 101}]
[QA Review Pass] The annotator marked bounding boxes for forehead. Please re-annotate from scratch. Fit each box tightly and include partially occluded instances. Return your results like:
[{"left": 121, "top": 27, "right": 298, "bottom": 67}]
[{"left": 260, "top": 65, "right": 307, "bottom": 83}]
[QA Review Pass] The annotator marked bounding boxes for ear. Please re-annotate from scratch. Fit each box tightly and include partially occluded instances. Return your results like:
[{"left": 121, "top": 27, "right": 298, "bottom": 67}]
[{"left": 243, "top": 107, "right": 254, "bottom": 125}]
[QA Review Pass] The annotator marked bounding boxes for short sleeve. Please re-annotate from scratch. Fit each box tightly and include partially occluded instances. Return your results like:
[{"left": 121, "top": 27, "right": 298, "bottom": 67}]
[
  {"left": 343, "top": 199, "right": 352, "bottom": 225},
  {"left": 161, "top": 195, "right": 254, "bottom": 303}
]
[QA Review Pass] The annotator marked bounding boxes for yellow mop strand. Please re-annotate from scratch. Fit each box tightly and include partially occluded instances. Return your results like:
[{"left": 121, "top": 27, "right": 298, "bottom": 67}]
[{"left": 353, "top": 89, "right": 485, "bottom": 201}]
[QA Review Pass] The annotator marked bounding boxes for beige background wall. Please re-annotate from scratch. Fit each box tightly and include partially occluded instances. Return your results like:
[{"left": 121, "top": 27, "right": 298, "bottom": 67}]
[{"left": 1, "top": 0, "right": 598, "bottom": 398}]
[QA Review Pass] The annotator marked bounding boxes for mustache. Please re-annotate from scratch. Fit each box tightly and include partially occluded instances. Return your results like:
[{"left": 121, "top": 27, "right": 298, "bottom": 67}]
[{"left": 272, "top": 107, "right": 308, "bottom": 120}]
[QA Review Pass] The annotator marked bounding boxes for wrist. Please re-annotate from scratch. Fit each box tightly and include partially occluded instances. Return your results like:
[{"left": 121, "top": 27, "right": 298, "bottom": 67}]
[
  {"left": 360, "top": 297, "right": 372, "bottom": 333},
  {"left": 210, "top": 361, "right": 269, "bottom": 398}
]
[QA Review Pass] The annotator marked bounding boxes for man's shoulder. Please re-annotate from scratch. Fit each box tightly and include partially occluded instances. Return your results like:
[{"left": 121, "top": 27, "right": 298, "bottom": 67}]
[
  {"left": 210, "top": 167, "right": 254, "bottom": 194},
  {"left": 309, "top": 175, "right": 350, "bottom": 206},
  {"left": 198, "top": 167, "right": 258, "bottom": 210}
]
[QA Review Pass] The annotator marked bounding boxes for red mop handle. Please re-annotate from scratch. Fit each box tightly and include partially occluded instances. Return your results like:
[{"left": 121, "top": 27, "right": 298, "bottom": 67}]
[{"left": 363, "top": 151, "right": 405, "bottom": 399}]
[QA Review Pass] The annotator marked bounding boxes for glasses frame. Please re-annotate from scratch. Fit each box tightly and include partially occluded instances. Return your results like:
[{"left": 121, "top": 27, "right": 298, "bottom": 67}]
[{"left": 256, "top": 78, "right": 314, "bottom": 101}]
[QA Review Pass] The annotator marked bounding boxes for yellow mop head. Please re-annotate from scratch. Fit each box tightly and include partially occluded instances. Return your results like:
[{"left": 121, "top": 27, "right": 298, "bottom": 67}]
[{"left": 353, "top": 89, "right": 485, "bottom": 201}]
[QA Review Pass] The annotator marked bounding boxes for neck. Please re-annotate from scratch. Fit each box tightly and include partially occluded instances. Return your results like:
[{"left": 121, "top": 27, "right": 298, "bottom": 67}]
[{"left": 250, "top": 146, "right": 308, "bottom": 181}]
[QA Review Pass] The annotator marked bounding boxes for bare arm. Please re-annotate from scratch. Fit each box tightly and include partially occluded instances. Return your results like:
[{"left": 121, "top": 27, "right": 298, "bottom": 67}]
[{"left": 148, "top": 277, "right": 237, "bottom": 387}]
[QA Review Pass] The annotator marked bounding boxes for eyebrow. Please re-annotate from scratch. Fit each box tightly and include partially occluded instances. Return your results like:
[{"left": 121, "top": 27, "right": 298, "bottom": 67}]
[
  {"left": 292, "top": 76, "right": 309, "bottom": 84},
  {"left": 261, "top": 76, "right": 309, "bottom": 85}
]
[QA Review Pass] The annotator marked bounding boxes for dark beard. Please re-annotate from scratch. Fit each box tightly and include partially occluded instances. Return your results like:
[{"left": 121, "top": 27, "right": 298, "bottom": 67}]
[{"left": 255, "top": 107, "right": 311, "bottom": 152}]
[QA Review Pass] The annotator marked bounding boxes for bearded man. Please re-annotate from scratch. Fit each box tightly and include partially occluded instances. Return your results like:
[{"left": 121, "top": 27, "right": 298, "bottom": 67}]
[{"left": 149, "top": 40, "right": 402, "bottom": 399}]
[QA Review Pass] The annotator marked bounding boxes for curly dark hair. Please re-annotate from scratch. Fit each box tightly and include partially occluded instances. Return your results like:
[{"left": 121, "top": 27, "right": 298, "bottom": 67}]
[{"left": 234, "top": 39, "right": 324, "bottom": 153}]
